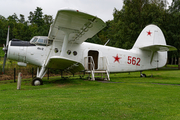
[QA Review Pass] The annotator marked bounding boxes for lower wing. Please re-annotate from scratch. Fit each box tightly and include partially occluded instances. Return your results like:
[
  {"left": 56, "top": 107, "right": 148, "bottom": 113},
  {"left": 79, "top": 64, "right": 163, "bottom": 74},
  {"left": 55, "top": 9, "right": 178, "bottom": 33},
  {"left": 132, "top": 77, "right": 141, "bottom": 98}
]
[{"left": 46, "top": 56, "right": 84, "bottom": 74}]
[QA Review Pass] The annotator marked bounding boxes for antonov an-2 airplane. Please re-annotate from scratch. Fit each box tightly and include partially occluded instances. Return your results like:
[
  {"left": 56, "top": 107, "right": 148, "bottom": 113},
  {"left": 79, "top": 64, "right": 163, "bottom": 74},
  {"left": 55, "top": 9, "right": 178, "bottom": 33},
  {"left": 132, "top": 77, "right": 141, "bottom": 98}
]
[{"left": 2, "top": 9, "right": 176, "bottom": 85}]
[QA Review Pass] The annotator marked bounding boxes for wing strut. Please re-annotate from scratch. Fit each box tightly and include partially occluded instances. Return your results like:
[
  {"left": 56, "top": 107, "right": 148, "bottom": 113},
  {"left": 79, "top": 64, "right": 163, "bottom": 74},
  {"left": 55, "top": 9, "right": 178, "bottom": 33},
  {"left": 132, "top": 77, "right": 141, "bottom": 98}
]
[
  {"left": 150, "top": 51, "right": 155, "bottom": 64},
  {"left": 60, "top": 27, "right": 79, "bottom": 57},
  {"left": 61, "top": 32, "right": 69, "bottom": 57}
]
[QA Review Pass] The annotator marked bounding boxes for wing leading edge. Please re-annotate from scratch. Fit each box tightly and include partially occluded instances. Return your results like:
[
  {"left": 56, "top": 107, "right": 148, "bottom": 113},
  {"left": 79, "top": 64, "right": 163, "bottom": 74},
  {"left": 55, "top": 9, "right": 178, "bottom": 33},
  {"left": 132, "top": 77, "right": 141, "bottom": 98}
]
[{"left": 48, "top": 9, "right": 106, "bottom": 44}]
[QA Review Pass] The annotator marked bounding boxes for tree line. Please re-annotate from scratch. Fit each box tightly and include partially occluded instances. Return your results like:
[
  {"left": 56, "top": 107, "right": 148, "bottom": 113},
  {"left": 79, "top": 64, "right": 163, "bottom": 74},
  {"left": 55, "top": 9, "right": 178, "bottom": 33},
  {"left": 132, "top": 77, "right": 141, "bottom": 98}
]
[
  {"left": 0, "top": 7, "right": 53, "bottom": 45},
  {"left": 0, "top": 0, "right": 180, "bottom": 67}
]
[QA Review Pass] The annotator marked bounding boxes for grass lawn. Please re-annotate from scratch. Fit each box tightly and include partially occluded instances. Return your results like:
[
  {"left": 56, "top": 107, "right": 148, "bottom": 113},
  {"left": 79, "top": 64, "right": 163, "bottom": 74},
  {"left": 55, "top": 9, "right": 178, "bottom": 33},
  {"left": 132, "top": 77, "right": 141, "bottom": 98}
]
[
  {"left": 0, "top": 69, "right": 180, "bottom": 119},
  {"left": 0, "top": 47, "right": 4, "bottom": 57}
]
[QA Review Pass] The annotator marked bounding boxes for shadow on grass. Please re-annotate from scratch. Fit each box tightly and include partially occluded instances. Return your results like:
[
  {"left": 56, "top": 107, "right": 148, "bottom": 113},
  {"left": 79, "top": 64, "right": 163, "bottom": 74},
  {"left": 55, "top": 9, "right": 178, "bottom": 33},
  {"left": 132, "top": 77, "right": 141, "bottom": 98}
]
[{"left": 42, "top": 76, "right": 95, "bottom": 86}]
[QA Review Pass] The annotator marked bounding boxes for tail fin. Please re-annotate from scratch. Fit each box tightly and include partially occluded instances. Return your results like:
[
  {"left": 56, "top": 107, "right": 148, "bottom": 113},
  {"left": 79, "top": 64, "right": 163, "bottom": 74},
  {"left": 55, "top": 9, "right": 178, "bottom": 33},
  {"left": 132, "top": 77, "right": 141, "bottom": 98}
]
[{"left": 132, "top": 24, "right": 176, "bottom": 51}]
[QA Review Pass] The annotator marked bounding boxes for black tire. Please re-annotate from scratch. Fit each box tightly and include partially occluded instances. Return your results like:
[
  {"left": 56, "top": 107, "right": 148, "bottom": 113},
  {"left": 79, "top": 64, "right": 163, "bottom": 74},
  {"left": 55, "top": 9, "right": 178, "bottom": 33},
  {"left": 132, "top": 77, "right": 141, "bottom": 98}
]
[
  {"left": 143, "top": 74, "right": 146, "bottom": 77},
  {"left": 32, "top": 78, "right": 43, "bottom": 86},
  {"left": 140, "top": 74, "right": 146, "bottom": 77}
]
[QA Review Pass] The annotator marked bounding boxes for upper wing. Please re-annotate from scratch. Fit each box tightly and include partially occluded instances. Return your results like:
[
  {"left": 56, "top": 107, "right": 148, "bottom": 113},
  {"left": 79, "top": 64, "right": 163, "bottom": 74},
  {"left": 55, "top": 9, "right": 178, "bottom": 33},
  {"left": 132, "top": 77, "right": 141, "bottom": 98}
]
[{"left": 48, "top": 9, "right": 106, "bottom": 44}]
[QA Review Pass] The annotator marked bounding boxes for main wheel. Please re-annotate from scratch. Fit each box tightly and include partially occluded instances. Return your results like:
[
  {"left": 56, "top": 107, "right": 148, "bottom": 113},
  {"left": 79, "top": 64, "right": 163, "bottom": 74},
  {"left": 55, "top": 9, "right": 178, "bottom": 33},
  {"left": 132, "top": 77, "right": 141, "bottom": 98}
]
[
  {"left": 140, "top": 74, "right": 146, "bottom": 77},
  {"left": 32, "top": 78, "right": 43, "bottom": 86},
  {"left": 143, "top": 74, "right": 146, "bottom": 77}
]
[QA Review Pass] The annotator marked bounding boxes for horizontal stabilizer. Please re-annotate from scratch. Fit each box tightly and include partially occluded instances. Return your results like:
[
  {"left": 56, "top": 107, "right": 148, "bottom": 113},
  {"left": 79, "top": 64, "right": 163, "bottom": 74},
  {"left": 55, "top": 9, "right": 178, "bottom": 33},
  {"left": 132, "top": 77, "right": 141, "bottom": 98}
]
[{"left": 140, "top": 45, "right": 177, "bottom": 52}]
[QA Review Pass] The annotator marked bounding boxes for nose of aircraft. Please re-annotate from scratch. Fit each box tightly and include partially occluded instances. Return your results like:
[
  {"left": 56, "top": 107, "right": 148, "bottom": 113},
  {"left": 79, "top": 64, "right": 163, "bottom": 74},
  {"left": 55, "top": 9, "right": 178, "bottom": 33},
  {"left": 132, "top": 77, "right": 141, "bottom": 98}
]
[{"left": 2, "top": 26, "right": 10, "bottom": 74}]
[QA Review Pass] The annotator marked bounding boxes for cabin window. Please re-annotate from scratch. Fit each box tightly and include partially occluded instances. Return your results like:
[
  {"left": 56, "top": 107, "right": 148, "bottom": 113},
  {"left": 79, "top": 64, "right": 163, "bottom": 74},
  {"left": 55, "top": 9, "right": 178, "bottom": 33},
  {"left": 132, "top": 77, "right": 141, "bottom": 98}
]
[
  {"left": 54, "top": 48, "right": 58, "bottom": 53},
  {"left": 67, "top": 50, "right": 71, "bottom": 55},
  {"left": 73, "top": 51, "right": 77, "bottom": 56}
]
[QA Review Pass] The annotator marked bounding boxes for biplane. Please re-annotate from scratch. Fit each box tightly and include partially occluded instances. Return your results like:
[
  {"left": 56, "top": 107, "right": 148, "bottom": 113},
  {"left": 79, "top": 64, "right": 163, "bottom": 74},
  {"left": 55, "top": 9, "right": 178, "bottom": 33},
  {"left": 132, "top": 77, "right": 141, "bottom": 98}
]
[{"left": 2, "top": 9, "right": 176, "bottom": 85}]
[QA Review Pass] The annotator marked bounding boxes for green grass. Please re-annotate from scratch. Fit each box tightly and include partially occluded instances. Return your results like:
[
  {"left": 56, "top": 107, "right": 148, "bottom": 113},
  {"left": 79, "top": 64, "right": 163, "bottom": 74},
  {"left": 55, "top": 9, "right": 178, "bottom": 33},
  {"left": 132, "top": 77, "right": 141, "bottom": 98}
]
[
  {"left": 0, "top": 47, "right": 4, "bottom": 57},
  {"left": 164, "top": 64, "right": 178, "bottom": 68},
  {"left": 0, "top": 69, "right": 180, "bottom": 119}
]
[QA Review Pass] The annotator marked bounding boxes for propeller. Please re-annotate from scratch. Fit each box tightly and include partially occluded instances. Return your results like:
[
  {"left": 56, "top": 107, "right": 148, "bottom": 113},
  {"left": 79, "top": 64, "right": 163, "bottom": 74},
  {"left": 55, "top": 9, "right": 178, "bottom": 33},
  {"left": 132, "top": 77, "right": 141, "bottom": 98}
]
[{"left": 2, "top": 26, "right": 10, "bottom": 74}]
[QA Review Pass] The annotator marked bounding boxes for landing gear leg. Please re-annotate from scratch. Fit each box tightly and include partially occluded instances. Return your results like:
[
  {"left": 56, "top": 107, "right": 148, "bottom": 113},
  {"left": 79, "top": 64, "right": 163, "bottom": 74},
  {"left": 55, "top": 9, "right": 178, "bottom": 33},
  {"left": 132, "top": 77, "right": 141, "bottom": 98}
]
[{"left": 32, "top": 66, "right": 47, "bottom": 86}]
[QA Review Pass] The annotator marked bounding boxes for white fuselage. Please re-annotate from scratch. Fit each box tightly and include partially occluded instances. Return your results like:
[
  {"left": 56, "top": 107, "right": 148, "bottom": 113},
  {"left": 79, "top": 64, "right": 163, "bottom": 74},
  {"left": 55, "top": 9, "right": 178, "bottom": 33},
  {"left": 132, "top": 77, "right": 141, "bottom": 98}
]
[{"left": 7, "top": 40, "right": 167, "bottom": 73}]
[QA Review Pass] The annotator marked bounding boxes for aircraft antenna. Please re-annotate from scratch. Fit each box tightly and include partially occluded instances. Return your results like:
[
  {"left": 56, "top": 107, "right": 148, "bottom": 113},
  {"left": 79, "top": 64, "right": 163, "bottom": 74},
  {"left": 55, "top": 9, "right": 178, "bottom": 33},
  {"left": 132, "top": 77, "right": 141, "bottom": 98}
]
[{"left": 104, "top": 39, "right": 110, "bottom": 46}]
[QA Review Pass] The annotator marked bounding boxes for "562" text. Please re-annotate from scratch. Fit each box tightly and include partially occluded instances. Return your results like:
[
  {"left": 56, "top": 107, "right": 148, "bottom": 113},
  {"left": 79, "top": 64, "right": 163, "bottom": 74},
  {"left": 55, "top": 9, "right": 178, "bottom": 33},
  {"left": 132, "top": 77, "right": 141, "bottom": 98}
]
[{"left": 127, "top": 56, "right": 141, "bottom": 66}]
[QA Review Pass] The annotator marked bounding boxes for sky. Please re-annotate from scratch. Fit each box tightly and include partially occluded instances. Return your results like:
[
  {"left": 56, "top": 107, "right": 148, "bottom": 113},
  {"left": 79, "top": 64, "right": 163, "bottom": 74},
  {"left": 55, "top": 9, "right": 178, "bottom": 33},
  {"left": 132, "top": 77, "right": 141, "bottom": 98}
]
[{"left": 0, "top": 0, "right": 172, "bottom": 22}]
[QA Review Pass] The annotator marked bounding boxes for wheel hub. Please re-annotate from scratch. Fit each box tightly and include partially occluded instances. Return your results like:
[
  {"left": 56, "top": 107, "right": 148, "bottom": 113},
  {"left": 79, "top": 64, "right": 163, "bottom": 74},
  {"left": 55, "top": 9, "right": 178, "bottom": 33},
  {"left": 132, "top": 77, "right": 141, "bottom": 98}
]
[{"left": 34, "top": 80, "right": 41, "bottom": 86}]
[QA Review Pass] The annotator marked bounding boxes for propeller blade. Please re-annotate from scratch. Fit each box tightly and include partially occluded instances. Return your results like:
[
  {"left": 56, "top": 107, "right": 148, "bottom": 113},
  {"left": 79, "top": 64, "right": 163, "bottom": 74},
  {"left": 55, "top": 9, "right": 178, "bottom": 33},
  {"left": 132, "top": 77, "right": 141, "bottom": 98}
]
[
  {"left": 2, "top": 53, "right": 7, "bottom": 74},
  {"left": 6, "top": 26, "right": 9, "bottom": 47},
  {"left": 2, "top": 26, "right": 10, "bottom": 74}
]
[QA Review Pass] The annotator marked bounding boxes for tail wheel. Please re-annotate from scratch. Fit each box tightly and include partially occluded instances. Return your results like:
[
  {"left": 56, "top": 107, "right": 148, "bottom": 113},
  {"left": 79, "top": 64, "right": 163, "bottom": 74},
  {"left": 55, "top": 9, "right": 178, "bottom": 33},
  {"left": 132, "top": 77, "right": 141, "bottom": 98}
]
[
  {"left": 140, "top": 74, "right": 146, "bottom": 77},
  {"left": 32, "top": 78, "right": 43, "bottom": 86}
]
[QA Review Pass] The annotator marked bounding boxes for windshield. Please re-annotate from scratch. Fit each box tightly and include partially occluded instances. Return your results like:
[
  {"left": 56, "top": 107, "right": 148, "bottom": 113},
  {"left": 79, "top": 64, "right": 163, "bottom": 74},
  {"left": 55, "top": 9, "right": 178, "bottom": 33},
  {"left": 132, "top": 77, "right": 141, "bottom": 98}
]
[
  {"left": 30, "top": 36, "right": 52, "bottom": 46},
  {"left": 32, "top": 38, "right": 38, "bottom": 43}
]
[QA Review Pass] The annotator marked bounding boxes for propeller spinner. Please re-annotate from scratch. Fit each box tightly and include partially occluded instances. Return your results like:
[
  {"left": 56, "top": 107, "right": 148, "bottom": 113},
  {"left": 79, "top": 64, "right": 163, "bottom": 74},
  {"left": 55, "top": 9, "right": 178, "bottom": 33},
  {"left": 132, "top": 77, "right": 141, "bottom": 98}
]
[{"left": 2, "top": 26, "right": 10, "bottom": 74}]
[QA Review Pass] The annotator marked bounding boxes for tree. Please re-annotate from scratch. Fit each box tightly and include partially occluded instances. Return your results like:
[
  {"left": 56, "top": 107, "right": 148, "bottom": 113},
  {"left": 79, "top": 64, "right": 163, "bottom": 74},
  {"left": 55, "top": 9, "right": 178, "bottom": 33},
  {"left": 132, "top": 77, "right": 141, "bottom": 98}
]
[
  {"left": 28, "top": 7, "right": 44, "bottom": 27},
  {"left": 28, "top": 11, "right": 34, "bottom": 24},
  {"left": 86, "top": 35, "right": 103, "bottom": 44},
  {"left": 34, "top": 7, "right": 44, "bottom": 27},
  {"left": 43, "top": 14, "right": 53, "bottom": 25},
  {"left": 168, "top": 0, "right": 180, "bottom": 69},
  {"left": 0, "top": 15, "right": 7, "bottom": 45},
  {"left": 105, "top": 0, "right": 167, "bottom": 49},
  {"left": 19, "top": 14, "right": 25, "bottom": 23},
  {"left": 0, "top": 7, "right": 54, "bottom": 46},
  {"left": 7, "top": 13, "right": 19, "bottom": 23}
]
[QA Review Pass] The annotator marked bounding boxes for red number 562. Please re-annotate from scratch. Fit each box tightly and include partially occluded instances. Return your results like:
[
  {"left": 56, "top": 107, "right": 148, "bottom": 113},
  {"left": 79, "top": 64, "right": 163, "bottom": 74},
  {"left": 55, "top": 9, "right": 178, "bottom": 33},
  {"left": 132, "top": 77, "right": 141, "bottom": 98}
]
[{"left": 127, "top": 56, "right": 141, "bottom": 66}]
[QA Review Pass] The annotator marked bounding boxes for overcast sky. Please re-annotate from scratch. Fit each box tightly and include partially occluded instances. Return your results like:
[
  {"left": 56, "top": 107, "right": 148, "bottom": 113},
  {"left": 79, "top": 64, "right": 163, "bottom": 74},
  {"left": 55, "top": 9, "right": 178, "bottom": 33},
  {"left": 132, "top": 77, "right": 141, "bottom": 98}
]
[{"left": 0, "top": 0, "right": 172, "bottom": 22}]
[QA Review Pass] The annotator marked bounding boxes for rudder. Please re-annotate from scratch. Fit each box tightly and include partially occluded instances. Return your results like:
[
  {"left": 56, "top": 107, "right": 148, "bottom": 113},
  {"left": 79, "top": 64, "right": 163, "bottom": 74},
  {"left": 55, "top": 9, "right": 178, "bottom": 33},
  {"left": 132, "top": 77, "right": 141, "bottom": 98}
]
[
  {"left": 132, "top": 24, "right": 176, "bottom": 68},
  {"left": 132, "top": 24, "right": 166, "bottom": 49}
]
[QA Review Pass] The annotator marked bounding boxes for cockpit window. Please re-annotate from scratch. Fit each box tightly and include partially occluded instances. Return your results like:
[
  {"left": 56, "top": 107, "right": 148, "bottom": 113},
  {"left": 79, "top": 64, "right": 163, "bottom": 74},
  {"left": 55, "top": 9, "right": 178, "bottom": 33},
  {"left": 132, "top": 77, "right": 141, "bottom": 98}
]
[
  {"left": 44, "top": 39, "right": 48, "bottom": 44},
  {"left": 38, "top": 39, "right": 44, "bottom": 44},
  {"left": 30, "top": 36, "right": 52, "bottom": 46},
  {"left": 32, "top": 38, "right": 38, "bottom": 43}
]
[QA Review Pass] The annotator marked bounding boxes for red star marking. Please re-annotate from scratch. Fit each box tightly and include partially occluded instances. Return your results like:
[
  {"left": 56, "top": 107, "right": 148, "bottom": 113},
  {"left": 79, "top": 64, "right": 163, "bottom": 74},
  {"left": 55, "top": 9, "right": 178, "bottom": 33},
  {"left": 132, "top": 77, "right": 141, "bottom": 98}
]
[
  {"left": 113, "top": 54, "right": 121, "bottom": 63},
  {"left": 147, "top": 30, "right": 152, "bottom": 36}
]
